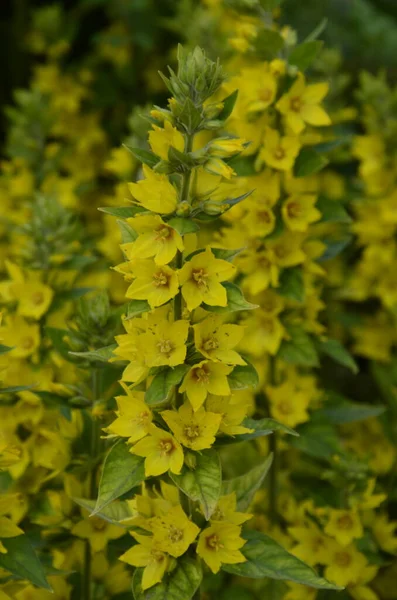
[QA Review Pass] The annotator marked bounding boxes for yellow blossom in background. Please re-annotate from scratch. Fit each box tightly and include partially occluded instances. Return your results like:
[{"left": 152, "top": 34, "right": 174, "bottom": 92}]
[
  {"left": 259, "top": 127, "right": 301, "bottom": 171},
  {"left": 276, "top": 74, "right": 331, "bottom": 134}
]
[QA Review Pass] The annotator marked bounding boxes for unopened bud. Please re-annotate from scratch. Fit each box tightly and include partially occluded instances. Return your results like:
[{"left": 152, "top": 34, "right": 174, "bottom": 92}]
[
  {"left": 176, "top": 201, "right": 191, "bottom": 217},
  {"left": 184, "top": 452, "right": 197, "bottom": 469}
]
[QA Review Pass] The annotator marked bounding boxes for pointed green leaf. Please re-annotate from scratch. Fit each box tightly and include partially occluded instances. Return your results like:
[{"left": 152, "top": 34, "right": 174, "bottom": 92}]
[
  {"left": 0, "top": 385, "right": 34, "bottom": 393},
  {"left": 223, "top": 530, "right": 342, "bottom": 589},
  {"left": 0, "top": 344, "right": 13, "bottom": 355},
  {"left": 145, "top": 364, "right": 190, "bottom": 406},
  {"left": 316, "top": 338, "right": 358, "bottom": 373},
  {"left": 124, "top": 145, "right": 159, "bottom": 168},
  {"left": 211, "top": 248, "right": 243, "bottom": 262},
  {"left": 222, "top": 454, "right": 273, "bottom": 510},
  {"left": 294, "top": 148, "right": 329, "bottom": 178},
  {"left": 304, "top": 17, "right": 328, "bottom": 42},
  {"left": 278, "top": 268, "right": 305, "bottom": 303},
  {"left": 168, "top": 217, "right": 200, "bottom": 235},
  {"left": 98, "top": 206, "right": 146, "bottom": 219},
  {"left": 255, "top": 29, "right": 285, "bottom": 60},
  {"left": 118, "top": 219, "right": 138, "bottom": 243},
  {"left": 204, "top": 283, "right": 258, "bottom": 314},
  {"left": 132, "top": 556, "right": 202, "bottom": 600},
  {"left": 218, "top": 89, "right": 238, "bottom": 121},
  {"left": 314, "top": 391, "right": 385, "bottom": 425},
  {"left": 0, "top": 535, "right": 51, "bottom": 590},
  {"left": 92, "top": 440, "right": 145, "bottom": 515},
  {"left": 125, "top": 299, "right": 152, "bottom": 320},
  {"left": 69, "top": 344, "right": 117, "bottom": 363},
  {"left": 278, "top": 326, "right": 319, "bottom": 367},
  {"left": 289, "top": 40, "right": 324, "bottom": 71},
  {"left": 73, "top": 497, "right": 132, "bottom": 525},
  {"left": 215, "top": 418, "right": 297, "bottom": 445},
  {"left": 317, "top": 197, "right": 351, "bottom": 224},
  {"left": 170, "top": 449, "right": 221, "bottom": 520},
  {"left": 228, "top": 363, "right": 259, "bottom": 390},
  {"left": 319, "top": 236, "right": 352, "bottom": 261}
]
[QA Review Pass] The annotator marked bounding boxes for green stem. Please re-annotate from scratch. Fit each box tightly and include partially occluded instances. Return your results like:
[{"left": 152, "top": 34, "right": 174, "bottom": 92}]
[
  {"left": 83, "top": 369, "right": 101, "bottom": 600},
  {"left": 267, "top": 356, "right": 278, "bottom": 523}
]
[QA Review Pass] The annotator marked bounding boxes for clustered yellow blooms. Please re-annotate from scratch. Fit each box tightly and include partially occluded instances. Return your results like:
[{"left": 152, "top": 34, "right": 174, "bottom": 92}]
[{"left": 104, "top": 48, "right": 262, "bottom": 589}]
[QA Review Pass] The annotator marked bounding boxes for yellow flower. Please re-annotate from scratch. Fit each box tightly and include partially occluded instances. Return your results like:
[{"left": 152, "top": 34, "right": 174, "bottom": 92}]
[
  {"left": 239, "top": 248, "right": 279, "bottom": 295},
  {"left": 148, "top": 121, "right": 184, "bottom": 160},
  {"left": 206, "top": 392, "right": 253, "bottom": 436},
  {"left": 348, "top": 565, "right": 379, "bottom": 600},
  {"left": 105, "top": 385, "right": 152, "bottom": 443},
  {"left": 324, "top": 541, "right": 368, "bottom": 587},
  {"left": 180, "top": 360, "right": 232, "bottom": 411},
  {"left": 208, "top": 138, "right": 246, "bottom": 158},
  {"left": 71, "top": 514, "right": 124, "bottom": 552},
  {"left": 122, "top": 215, "right": 184, "bottom": 265},
  {"left": 0, "top": 314, "right": 40, "bottom": 359},
  {"left": 128, "top": 165, "right": 178, "bottom": 214},
  {"left": 193, "top": 315, "right": 246, "bottom": 365},
  {"left": 104, "top": 146, "right": 135, "bottom": 177},
  {"left": 196, "top": 521, "right": 246, "bottom": 573},
  {"left": 161, "top": 402, "right": 222, "bottom": 450},
  {"left": 282, "top": 194, "right": 321, "bottom": 232},
  {"left": 126, "top": 260, "right": 179, "bottom": 308},
  {"left": 0, "top": 515, "right": 23, "bottom": 553},
  {"left": 10, "top": 270, "right": 54, "bottom": 320},
  {"left": 120, "top": 533, "right": 169, "bottom": 590},
  {"left": 149, "top": 505, "right": 200, "bottom": 557},
  {"left": 372, "top": 514, "right": 397, "bottom": 554},
  {"left": 276, "top": 73, "right": 331, "bottom": 133},
  {"left": 204, "top": 157, "right": 236, "bottom": 179},
  {"left": 324, "top": 509, "right": 363, "bottom": 547},
  {"left": 289, "top": 521, "right": 333, "bottom": 566},
  {"left": 266, "top": 381, "right": 310, "bottom": 428},
  {"left": 259, "top": 127, "right": 301, "bottom": 171},
  {"left": 178, "top": 247, "right": 236, "bottom": 311},
  {"left": 131, "top": 425, "right": 184, "bottom": 477},
  {"left": 139, "top": 319, "right": 189, "bottom": 367},
  {"left": 211, "top": 493, "right": 252, "bottom": 525},
  {"left": 267, "top": 232, "right": 306, "bottom": 268}
]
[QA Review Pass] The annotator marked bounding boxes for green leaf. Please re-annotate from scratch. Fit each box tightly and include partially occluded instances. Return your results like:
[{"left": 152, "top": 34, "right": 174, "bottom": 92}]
[
  {"left": 289, "top": 40, "right": 324, "bottom": 71},
  {"left": 316, "top": 338, "right": 358, "bottom": 373},
  {"left": 294, "top": 148, "right": 329, "bottom": 178},
  {"left": 0, "top": 535, "right": 51, "bottom": 590},
  {"left": 73, "top": 497, "right": 132, "bottom": 525},
  {"left": 289, "top": 422, "right": 342, "bottom": 460},
  {"left": 222, "top": 454, "right": 273, "bottom": 510},
  {"left": 203, "top": 283, "right": 258, "bottom": 314},
  {"left": 145, "top": 365, "right": 190, "bottom": 406},
  {"left": 0, "top": 344, "right": 13, "bottom": 355},
  {"left": 170, "top": 449, "right": 221, "bottom": 520},
  {"left": 224, "top": 156, "right": 256, "bottom": 177},
  {"left": 278, "top": 268, "right": 305, "bottom": 303},
  {"left": 168, "top": 217, "right": 200, "bottom": 235},
  {"left": 317, "top": 197, "right": 352, "bottom": 224},
  {"left": 56, "top": 287, "right": 94, "bottom": 301},
  {"left": 228, "top": 363, "right": 259, "bottom": 390},
  {"left": 69, "top": 344, "right": 117, "bottom": 363},
  {"left": 260, "top": 0, "right": 283, "bottom": 9},
  {"left": 125, "top": 299, "right": 151, "bottom": 320},
  {"left": 98, "top": 206, "right": 146, "bottom": 219},
  {"left": 314, "top": 391, "right": 385, "bottom": 425},
  {"left": 92, "top": 440, "right": 145, "bottom": 515},
  {"left": 319, "top": 236, "right": 352, "bottom": 261},
  {"left": 278, "top": 326, "right": 319, "bottom": 367},
  {"left": 124, "top": 145, "right": 159, "bottom": 168},
  {"left": 0, "top": 385, "right": 34, "bottom": 394},
  {"left": 223, "top": 530, "right": 342, "bottom": 589},
  {"left": 241, "top": 418, "right": 299, "bottom": 439},
  {"left": 132, "top": 556, "right": 202, "bottom": 600},
  {"left": 45, "top": 327, "right": 71, "bottom": 360},
  {"left": 60, "top": 255, "right": 97, "bottom": 270},
  {"left": 218, "top": 89, "right": 238, "bottom": 121},
  {"left": 255, "top": 29, "right": 285, "bottom": 60},
  {"left": 304, "top": 17, "right": 328, "bottom": 42},
  {"left": 118, "top": 219, "right": 138, "bottom": 243},
  {"left": 168, "top": 146, "right": 202, "bottom": 171},
  {"left": 211, "top": 248, "right": 243, "bottom": 262}
]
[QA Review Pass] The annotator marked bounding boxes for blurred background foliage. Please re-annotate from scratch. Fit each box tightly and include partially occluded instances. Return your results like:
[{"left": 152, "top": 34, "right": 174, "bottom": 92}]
[{"left": 1, "top": 0, "right": 397, "bottom": 144}]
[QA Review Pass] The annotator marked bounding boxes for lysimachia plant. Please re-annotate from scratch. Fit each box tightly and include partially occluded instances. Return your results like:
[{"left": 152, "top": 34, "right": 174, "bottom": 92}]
[{"left": 91, "top": 47, "right": 342, "bottom": 598}]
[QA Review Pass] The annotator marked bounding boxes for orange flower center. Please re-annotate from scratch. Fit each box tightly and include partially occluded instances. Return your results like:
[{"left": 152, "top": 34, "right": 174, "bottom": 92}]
[
  {"left": 286, "top": 201, "right": 302, "bottom": 219},
  {"left": 184, "top": 424, "right": 201, "bottom": 440},
  {"left": 259, "top": 88, "right": 272, "bottom": 102},
  {"left": 157, "top": 339, "right": 174, "bottom": 355},
  {"left": 168, "top": 525, "right": 184, "bottom": 543},
  {"left": 159, "top": 438, "right": 175, "bottom": 455},
  {"left": 278, "top": 401, "right": 292, "bottom": 415},
  {"left": 192, "top": 268, "right": 209, "bottom": 288},
  {"left": 257, "top": 209, "right": 272, "bottom": 223},
  {"left": 334, "top": 551, "right": 352, "bottom": 567},
  {"left": 206, "top": 533, "right": 224, "bottom": 551},
  {"left": 203, "top": 336, "right": 219, "bottom": 351},
  {"left": 290, "top": 96, "right": 302, "bottom": 112},
  {"left": 152, "top": 270, "right": 169, "bottom": 287},
  {"left": 31, "top": 291, "right": 45, "bottom": 305},
  {"left": 156, "top": 226, "right": 172, "bottom": 241},
  {"left": 21, "top": 336, "right": 34, "bottom": 350},
  {"left": 273, "top": 147, "right": 285, "bottom": 160},
  {"left": 336, "top": 515, "right": 354, "bottom": 530},
  {"left": 192, "top": 366, "right": 210, "bottom": 384}
]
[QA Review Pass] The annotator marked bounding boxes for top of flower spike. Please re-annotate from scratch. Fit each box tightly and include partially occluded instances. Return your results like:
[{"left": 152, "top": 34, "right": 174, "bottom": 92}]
[{"left": 159, "top": 45, "right": 225, "bottom": 107}]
